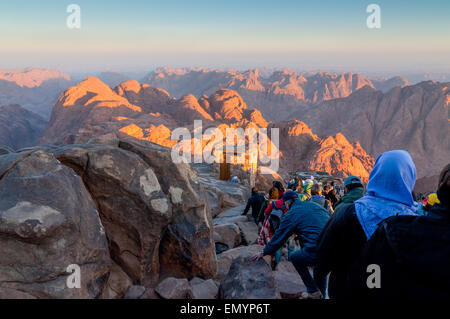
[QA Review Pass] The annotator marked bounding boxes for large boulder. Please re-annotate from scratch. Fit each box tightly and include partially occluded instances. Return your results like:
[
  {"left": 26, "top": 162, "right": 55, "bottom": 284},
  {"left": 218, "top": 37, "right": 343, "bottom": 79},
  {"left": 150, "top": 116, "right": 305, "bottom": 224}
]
[
  {"left": 236, "top": 221, "right": 258, "bottom": 245},
  {"left": 220, "top": 257, "right": 281, "bottom": 299},
  {"left": 0, "top": 149, "right": 110, "bottom": 298},
  {"left": 52, "top": 138, "right": 217, "bottom": 285},
  {"left": 213, "top": 223, "right": 242, "bottom": 252},
  {"left": 214, "top": 245, "right": 264, "bottom": 280},
  {"left": 0, "top": 138, "right": 218, "bottom": 298},
  {"left": 51, "top": 141, "right": 172, "bottom": 286},
  {"left": 118, "top": 138, "right": 217, "bottom": 280},
  {"left": 198, "top": 176, "right": 250, "bottom": 218},
  {"left": 102, "top": 263, "right": 133, "bottom": 299},
  {"left": 274, "top": 261, "right": 307, "bottom": 299},
  {"left": 155, "top": 277, "right": 192, "bottom": 299},
  {"left": 190, "top": 278, "right": 219, "bottom": 299}
]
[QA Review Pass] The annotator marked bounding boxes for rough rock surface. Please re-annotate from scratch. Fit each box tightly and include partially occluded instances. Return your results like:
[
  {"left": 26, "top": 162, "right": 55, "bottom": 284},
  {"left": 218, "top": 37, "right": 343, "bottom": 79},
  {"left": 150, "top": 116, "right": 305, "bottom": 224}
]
[
  {"left": 123, "top": 285, "right": 146, "bottom": 299},
  {"left": 213, "top": 223, "right": 242, "bottom": 251},
  {"left": 274, "top": 261, "right": 307, "bottom": 299},
  {"left": 0, "top": 104, "right": 47, "bottom": 150},
  {"left": 0, "top": 149, "right": 110, "bottom": 298},
  {"left": 0, "top": 138, "right": 217, "bottom": 298},
  {"left": 155, "top": 277, "right": 192, "bottom": 299},
  {"left": 273, "top": 120, "right": 375, "bottom": 182},
  {"left": 220, "top": 257, "right": 281, "bottom": 299},
  {"left": 236, "top": 221, "right": 258, "bottom": 245},
  {"left": 103, "top": 263, "right": 133, "bottom": 299},
  {"left": 296, "top": 82, "right": 450, "bottom": 179},
  {"left": 214, "top": 245, "right": 264, "bottom": 280},
  {"left": 190, "top": 278, "right": 219, "bottom": 299}
]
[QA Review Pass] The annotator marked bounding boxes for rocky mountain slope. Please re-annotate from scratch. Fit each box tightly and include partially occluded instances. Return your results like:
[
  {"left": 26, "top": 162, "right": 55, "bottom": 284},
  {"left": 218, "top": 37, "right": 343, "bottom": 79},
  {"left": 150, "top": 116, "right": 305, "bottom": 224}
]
[
  {"left": 0, "top": 104, "right": 47, "bottom": 150},
  {"left": 272, "top": 120, "right": 375, "bottom": 182},
  {"left": 0, "top": 68, "right": 73, "bottom": 118},
  {"left": 41, "top": 77, "right": 375, "bottom": 181},
  {"left": 143, "top": 67, "right": 408, "bottom": 121},
  {"left": 294, "top": 81, "right": 450, "bottom": 179}
]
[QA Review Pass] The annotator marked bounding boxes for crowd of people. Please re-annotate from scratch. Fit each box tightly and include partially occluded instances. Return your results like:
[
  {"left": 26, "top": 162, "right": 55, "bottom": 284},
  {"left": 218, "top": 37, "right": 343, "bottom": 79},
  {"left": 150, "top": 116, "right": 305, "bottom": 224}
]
[{"left": 242, "top": 150, "right": 450, "bottom": 299}]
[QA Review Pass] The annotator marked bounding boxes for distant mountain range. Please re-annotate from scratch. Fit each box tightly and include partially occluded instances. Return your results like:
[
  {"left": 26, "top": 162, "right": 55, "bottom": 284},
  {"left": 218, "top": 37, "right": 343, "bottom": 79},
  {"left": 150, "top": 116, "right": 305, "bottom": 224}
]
[
  {"left": 142, "top": 67, "right": 410, "bottom": 121},
  {"left": 0, "top": 104, "right": 47, "bottom": 150},
  {"left": 0, "top": 67, "right": 448, "bottom": 189},
  {"left": 38, "top": 77, "right": 375, "bottom": 182},
  {"left": 0, "top": 68, "right": 73, "bottom": 118}
]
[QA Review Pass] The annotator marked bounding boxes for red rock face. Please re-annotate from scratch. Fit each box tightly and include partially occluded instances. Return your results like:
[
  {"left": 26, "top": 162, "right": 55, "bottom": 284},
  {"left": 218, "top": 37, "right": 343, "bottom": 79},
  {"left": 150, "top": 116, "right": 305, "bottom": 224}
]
[
  {"left": 41, "top": 77, "right": 376, "bottom": 181},
  {"left": 272, "top": 121, "right": 374, "bottom": 183},
  {"left": 296, "top": 81, "right": 450, "bottom": 179},
  {"left": 208, "top": 89, "right": 247, "bottom": 122},
  {"left": 308, "top": 134, "right": 375, "bottom": 183}
]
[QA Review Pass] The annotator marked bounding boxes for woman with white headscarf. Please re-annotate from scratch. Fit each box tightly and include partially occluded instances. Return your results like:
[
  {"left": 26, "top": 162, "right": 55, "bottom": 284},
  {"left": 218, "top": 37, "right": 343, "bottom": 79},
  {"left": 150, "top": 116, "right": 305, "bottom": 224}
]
[{"left": 315, "top": 150, "right": 418, "bottom": 299}]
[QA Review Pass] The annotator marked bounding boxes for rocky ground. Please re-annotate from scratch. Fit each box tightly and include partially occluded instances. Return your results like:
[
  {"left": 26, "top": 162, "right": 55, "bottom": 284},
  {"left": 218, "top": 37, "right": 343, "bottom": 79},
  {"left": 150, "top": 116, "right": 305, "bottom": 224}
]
[{"left": 0, "top": 137, "right": 305, "bottom": 299}]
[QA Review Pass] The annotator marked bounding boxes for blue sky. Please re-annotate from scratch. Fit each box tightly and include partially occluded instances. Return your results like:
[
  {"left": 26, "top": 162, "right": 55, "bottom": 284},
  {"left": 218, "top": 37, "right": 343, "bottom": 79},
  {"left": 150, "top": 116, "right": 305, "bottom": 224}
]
[{"left": 0, "top": 0, "right": 449, "bottom": 73}]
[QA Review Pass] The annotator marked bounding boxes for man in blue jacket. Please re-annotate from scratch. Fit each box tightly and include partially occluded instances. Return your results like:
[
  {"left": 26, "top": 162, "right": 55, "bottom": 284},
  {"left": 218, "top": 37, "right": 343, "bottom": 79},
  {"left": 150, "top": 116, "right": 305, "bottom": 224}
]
[{"left": 252, "top": 191, "right": 330, "bottom": 299}]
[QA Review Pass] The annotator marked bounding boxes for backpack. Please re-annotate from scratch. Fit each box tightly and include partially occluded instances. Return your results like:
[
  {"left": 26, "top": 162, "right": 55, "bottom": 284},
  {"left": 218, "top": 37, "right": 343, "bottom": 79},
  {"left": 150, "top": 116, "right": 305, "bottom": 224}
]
[{"left": 269, "top": 202, "right": 285, "bottom": 233}]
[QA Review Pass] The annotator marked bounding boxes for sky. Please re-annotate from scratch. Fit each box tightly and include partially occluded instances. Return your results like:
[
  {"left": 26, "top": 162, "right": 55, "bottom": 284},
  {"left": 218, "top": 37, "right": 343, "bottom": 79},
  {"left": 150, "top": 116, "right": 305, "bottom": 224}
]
[{"left": 0, "top": 0, "right": 449, "bottom": 74}]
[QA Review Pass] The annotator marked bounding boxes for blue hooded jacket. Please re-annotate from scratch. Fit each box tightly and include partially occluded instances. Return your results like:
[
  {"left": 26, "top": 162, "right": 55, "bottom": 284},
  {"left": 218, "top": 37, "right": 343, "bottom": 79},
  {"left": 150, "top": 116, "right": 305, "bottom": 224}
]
[
  {"left": 355, "top": 150, "right": 418, "bottom": 239},
  {"left": 263, "top": 199, "right": 329, "bottom": 256}
]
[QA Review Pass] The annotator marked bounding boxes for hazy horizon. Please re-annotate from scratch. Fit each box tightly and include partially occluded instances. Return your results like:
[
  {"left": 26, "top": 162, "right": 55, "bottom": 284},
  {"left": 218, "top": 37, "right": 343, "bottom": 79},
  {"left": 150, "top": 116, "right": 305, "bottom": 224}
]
[{"left": 0, "top": 0, "right": 449, "bottom": 74}]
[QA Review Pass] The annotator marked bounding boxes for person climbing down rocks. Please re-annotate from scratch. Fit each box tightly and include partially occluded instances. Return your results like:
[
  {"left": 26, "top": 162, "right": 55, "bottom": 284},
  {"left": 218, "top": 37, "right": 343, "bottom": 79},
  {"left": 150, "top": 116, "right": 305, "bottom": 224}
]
[
  {"left": 315, "top": 150, "right": 419, "bottom": 299},
  {"left": 257, "top": 188, "right": 290, "bottom": 268},
  {"left": 242, "top": 187, "right": 266, "bottom": 224},
  {"left": 345, "top": 162, "right": 450, "bottom": 299},
  {"left": 256, "top": 187, "right": 279, "bottom": 230},
  {"left": 333, "top": 176, "right": 365, "bottom": 210},
  {"left": 253, "top": 190, "right": 330, "bottom": 299}
]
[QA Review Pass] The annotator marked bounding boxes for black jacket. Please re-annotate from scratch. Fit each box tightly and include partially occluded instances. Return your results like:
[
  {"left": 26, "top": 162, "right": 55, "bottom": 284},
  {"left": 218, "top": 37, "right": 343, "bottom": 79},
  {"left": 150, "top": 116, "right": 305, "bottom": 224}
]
[
  {"left": 316, "top": 203, "right": 366, "bottom": 299},
  {"left": 243, "top": 192, "right": 265, "bottom": 219},
  {"left": 325, "top": 190, "right": 340, "bottom": 207},
  {"left": 346, "top": 204, "right": 450, "bottom": 299}
]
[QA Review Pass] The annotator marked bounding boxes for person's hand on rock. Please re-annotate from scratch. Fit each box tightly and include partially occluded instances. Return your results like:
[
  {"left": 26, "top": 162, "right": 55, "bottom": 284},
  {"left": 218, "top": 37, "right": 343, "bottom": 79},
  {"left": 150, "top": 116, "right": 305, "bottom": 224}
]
[{"left": 251, "top": 252, "right": 264, "bottom": 261}]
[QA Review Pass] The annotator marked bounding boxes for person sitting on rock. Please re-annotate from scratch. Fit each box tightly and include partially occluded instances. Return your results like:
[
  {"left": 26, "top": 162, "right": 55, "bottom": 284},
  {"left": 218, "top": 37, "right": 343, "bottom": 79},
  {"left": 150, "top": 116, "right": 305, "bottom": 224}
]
[
  {"left": 345, "top": 162, "right": 450, "bottom": 299},
  {"left": 253, "top": 190, "right": 330, "bottom": 299},
  {"left": 311, "top": 183, "right": 333, "bottom": 214},
  {"left": 315, "top": 150, "right": 419, "bottom": 299},
  {"left": 333, "top": 176, "right": 365, "bottom": 210},
  {"left": 242, "top": 187, "right": 266, "bottom": 224}
]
